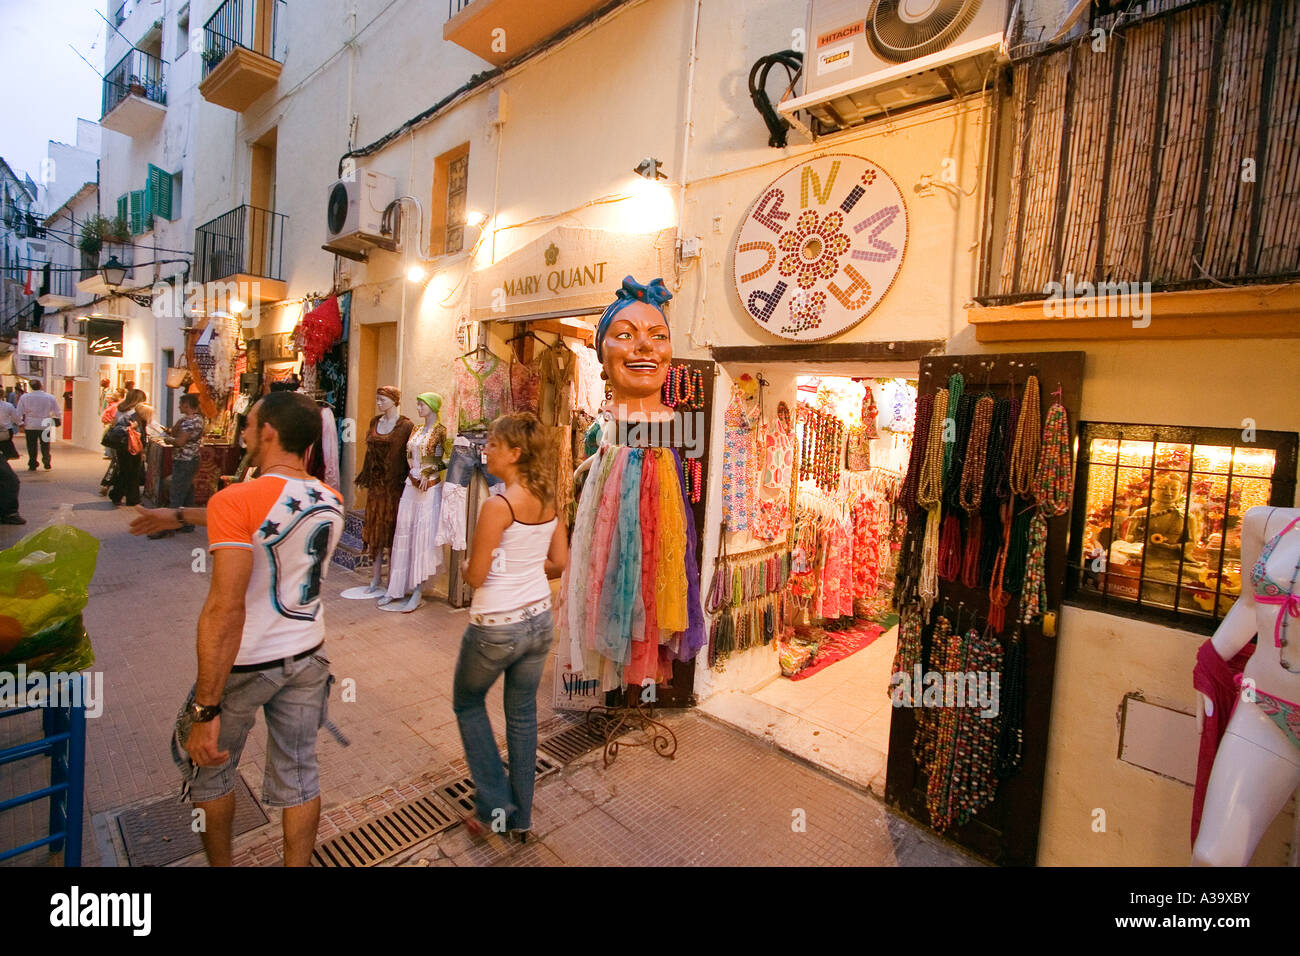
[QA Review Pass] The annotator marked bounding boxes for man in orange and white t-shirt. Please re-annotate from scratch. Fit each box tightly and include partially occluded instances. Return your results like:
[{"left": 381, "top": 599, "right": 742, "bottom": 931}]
[{"left": 168, "top": 391, "right": 344, "bottom": 866}]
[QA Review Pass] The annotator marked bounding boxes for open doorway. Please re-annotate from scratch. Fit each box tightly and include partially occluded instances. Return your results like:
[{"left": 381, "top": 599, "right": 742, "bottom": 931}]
[{"left": 703, "top": 365, "right": 917, "bottom": 795}]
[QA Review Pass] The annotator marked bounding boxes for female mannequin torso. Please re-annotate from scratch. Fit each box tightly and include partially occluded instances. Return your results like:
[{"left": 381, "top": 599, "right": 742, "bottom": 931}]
[{"left": 1193, "top": 505, "right": 1300, "bottom": 866}]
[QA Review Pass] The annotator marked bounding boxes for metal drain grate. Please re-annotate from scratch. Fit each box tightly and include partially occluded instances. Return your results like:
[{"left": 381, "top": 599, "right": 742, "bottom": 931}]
[
  {"left": 311, "top": 794, "right": 458, "bottom": 867},
  {"left": 535, "top": 750, "right": 562, "bottom": 780},
  {"left": 538, "top": 722, "right": 606, "bottom": 763},
  {"left": 438, "top": 776, "right": 476, "bottom": 815},
  {"left": 117, "top": 777, "right": 268, "bottom": 867}
]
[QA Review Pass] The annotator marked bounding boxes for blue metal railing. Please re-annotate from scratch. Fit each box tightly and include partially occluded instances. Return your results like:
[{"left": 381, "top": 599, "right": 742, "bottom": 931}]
[
  {"left": 195, "top": 204, "right": 287, "bottom": 282},
  {"left": 102, "top": 48, "right": 167, "bottom": 118},
  {"left": 202, "top": 0, "right": 288, "bottom": 77}
]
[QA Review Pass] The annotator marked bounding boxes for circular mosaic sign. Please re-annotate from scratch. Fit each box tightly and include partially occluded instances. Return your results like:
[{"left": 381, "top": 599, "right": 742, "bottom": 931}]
[{"left": 732, "top": 154, "right": 907, "bottom": 341}]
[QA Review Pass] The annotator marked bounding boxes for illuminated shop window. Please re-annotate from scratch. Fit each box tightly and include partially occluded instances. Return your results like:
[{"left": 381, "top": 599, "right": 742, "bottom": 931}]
[{"left": 1067, "top": 423, "right": 1298, "bottom": 633}]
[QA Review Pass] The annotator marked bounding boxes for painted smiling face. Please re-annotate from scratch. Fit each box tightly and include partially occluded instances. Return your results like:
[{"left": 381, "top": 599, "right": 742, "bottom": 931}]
[{"left": 601, "top": 300, "right": 672, "bottom": 405}]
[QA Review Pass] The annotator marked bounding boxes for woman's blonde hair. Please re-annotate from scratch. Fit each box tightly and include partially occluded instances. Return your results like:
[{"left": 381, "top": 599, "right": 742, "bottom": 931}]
[{"left": 489, "top": 412, "right": 555, "bottom": 508}]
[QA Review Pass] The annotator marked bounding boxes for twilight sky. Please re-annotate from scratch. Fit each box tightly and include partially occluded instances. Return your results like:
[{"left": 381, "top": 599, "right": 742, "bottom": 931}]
[{"left": 0, "top": 0, "right": 107, "bottom": 180}]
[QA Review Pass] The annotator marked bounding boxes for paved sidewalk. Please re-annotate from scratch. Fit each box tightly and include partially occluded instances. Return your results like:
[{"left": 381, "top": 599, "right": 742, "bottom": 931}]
[{"left": 1, "top": 445, "right": 973, "bottom": 867}]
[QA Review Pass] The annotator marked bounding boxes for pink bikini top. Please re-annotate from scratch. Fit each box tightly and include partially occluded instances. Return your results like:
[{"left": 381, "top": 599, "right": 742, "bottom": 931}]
[{"left": 1251, "top": 515, "right": 1300, "bottom": 647}]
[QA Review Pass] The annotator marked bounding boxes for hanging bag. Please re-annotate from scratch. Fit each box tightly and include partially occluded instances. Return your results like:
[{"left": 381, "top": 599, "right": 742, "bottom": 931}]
[{"left": 126, "top": 420, "right": 143, "bottom": 456}]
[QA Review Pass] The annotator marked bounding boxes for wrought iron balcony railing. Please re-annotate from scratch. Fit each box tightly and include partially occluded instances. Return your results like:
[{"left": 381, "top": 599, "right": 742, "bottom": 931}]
[
  {"left": 102, "top": 48, "right": 167, "bottom": 118},
  {"left": 195, "top": 204, "right": 286, "bottom": 283},
  {"left": 201, "top": 0, "right": 287, "bottom": 76}
]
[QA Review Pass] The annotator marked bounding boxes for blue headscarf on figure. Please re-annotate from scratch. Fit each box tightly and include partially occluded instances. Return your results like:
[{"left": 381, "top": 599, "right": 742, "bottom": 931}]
[{"left": 595, "top": 275, "right": 673, "bottom": 360}]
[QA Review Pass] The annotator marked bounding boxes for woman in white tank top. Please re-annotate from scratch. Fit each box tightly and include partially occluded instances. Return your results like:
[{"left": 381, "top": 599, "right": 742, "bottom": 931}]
[{"left": 453, "top": 412, "right": 568, "bottom": 845}]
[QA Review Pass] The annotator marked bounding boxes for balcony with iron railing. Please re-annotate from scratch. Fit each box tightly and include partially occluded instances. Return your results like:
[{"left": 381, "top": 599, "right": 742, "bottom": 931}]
[
  {"left": 443, "top": 0, "right": 616, "bottom": 66},
  {"left": 75, "top": 241, "right": 137, "bottom": 296},
  {"left": 101, "top": 48, "right": 167, "bottom": 138},
  {"left": 970, "top": 0, "right": 1300, "bottom": 341},
  {"left": 195, "top": 204, "right": 287, "bottom": 302},
  {"left": 199, "top": 0, "right": 287, "bottom": 112}
]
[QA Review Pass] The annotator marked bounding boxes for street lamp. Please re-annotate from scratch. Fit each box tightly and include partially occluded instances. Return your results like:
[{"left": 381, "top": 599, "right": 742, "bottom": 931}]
[{"left": 100, "top": 255, "right": 128, "bottom": 289}]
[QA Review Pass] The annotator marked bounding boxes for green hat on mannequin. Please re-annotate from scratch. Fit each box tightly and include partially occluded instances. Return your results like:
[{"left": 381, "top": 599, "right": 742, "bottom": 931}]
[{"left": 417, "top": 392, "right": 442, "bottom": 415}]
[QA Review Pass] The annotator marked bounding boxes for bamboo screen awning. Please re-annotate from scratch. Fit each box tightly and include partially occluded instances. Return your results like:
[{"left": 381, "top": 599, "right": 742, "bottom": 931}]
[{"left": 981, "top": 0, "right": 1300, "bottom": 304}]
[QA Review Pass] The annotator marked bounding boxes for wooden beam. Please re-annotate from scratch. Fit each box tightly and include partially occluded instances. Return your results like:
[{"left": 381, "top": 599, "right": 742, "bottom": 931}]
[
  {"left": 967, "top": 282, "right": 1300, "bottom": 342},
  {"left": 709, "top": 339, "right": 944, "bottom": 364}
]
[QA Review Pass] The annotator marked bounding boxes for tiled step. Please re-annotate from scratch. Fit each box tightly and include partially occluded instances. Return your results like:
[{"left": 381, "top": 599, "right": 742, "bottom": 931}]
[{"left": 332, "top": 510, "right": 371, "bottom": 571}]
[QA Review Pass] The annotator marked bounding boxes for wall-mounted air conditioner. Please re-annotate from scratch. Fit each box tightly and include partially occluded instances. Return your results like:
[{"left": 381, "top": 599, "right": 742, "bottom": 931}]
[
  {"left": 782, "top": 0, "right": 1008, "bottom": 132},
  {"left": 323, "top": 169, "right": 397, "bottom": 256}
]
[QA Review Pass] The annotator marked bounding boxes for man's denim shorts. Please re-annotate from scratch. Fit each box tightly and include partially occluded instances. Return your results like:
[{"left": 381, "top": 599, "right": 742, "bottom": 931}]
[{"left": 171, "top": 650, "right": 332, "bottom": 808}]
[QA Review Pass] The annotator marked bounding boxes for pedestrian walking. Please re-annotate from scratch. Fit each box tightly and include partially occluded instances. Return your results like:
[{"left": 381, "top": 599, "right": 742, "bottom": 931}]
[
  {"left": 0, "top": 394, "right": 20, "bottom": 461},
  {"left": 0, "top": 394, "right": 22, "bottom": 524},
  {"left": 170, "top": 391, "right": 344, "bottom": 866},
  {"left": 99, "top": 389, "right": 125, "bottom": 496},
  {"left": 107, "top": 389, "right": 148, "bottom": 506},
  {"left": 453, "top": 412, "right": 567, "bottom": 844},
  {"left": 149, "top": 393, "right": 205, "bottom": 539},
  {"left": 15, "top": 380, "right": 61, "bottom": 471}
]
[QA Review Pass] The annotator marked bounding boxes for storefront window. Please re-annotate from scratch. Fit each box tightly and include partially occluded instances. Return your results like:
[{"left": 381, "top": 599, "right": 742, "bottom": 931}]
[{"left": 1069, "top": 423, "right": 1298, "bottom": 632}]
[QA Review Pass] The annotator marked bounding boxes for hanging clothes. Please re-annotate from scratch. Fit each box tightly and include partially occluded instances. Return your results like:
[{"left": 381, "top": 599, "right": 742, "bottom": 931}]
[
  {"left": 539, "top": 342, "right": 576, "bottom": 426},
  {"left": 320, "top": 405, "right": 340, "bottom": 491},
  {"left": 570, "top": 342, "right": 605, "bottom": 418},
  {"left": 453, "top": 354, "right": 511, "bottom": 433},
  {"left": 509, "top": 354, "right": 542, "bottom": 416},
  {"left": 721, "top": 382, "right": 760, "bottom": 532}
]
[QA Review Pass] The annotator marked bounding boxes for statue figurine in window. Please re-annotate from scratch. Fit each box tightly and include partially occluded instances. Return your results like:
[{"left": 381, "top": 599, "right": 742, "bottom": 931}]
[{"left": 1123, "top": 471, "right": 1204, "bottom": 585}]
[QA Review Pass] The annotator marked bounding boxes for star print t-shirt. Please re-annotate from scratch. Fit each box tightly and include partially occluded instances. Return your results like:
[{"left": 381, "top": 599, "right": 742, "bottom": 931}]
[{"left": 207, "top": 475, "right": 345, "bottom": 665}]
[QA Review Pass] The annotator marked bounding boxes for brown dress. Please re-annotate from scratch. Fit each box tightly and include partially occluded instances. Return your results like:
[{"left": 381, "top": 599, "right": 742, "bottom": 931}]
[{"left": 355, "top": 414, "right": 414, "bottom": 556}]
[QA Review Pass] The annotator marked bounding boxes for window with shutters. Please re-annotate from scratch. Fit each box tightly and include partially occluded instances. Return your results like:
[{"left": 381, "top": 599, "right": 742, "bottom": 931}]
[
  {"left": 129, "top": 189, "right": 149, "bottom": 234},
  {"left": 145, "top": 164, "right": 172, "bottom": 221},
  {"left": 429, "top": 143, "right": 470, "bottom": 257},
  {"left": 170, "top": 170, "right": 182, "bottom": 221},
  {"left": 117, "top": 194, "right": 128, "bottom": 224}
]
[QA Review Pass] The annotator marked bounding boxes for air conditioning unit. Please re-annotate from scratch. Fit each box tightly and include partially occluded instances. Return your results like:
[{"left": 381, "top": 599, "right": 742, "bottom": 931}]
[
  {"left": 783, "top": 0, "right": 1007, "bottom": 131},
  {"left": 324, "top": 170, "right": 397, "bottom": 255}
]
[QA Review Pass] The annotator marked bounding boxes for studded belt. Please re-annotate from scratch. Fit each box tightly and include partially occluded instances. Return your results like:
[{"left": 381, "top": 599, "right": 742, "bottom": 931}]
[{"left": 469, "top": 596, "right": 552, "bottom": 627}]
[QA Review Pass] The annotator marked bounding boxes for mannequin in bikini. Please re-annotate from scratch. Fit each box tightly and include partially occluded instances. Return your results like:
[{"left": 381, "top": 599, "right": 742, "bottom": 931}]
[{"left": 1193, "top": 505, "right": 1300, "bottom": 866}]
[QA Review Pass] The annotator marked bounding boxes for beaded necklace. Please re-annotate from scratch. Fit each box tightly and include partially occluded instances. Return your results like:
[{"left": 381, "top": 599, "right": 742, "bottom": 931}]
[
  {"left": 1008, "top": 375, "right": 1040, "bottom": 500},
  {"left": 941, "top": 372, "right": 964, "bottom": 483},
  {"left": 958, "top": 396, "right": 994, "bottom": 588},
  {"left": 916, "top": 389, "right": 949, "bottom": 509},
  {"left": 898, "top": 392, "right": 933, "bottom": 515},
  {"left": 997, "top": 627, "right": 1026, "bottom": 777},
  {"left": 1033, "top": 401, "right": 1073, "bottom": 517}
]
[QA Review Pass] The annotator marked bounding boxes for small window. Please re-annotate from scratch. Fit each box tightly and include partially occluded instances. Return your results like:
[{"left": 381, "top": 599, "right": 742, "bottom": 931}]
[
  {"left": 1067, "top": 422, "right": 1299, "bottom": 633},
  {"left": 429, "top": 143, "right": 470, "bottom": 257},
  {"left": 176, "top": 4, "right": 190, "bottom": 58},
  {"left": 170, "top": 170, "right": 182, "bottom": 220}
]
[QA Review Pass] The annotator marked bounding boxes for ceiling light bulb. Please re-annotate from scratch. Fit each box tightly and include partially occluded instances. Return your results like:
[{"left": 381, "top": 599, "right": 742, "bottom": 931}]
[
  {"left": 407, "top": 265, "right": 427, "bottom": 282},
  {"left": 229, "top": 299, "right": 246, "bottom": 314},
  {"left": 465, "top": 210, "right": 486, "bottom": 228}
]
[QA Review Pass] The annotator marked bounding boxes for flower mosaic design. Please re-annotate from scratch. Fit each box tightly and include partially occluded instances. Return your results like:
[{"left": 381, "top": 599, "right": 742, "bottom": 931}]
[
  {"left": 777, "top": 209, "right": 851, "bottom": 290},
  {"left": 781, "top": 289, "right": 827, "bottom": 335}
]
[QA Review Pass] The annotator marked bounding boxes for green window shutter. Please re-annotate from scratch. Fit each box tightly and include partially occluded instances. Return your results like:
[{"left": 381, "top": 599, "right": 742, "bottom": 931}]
[
  {"left": 146, "top": 164, "right": 172, "bottom": 220},
  {"left": 130, "top": 189, "right": 146, "bottom": 234},
  {"left": 117, "top": 194, "right": 128, "bottom": 223}
]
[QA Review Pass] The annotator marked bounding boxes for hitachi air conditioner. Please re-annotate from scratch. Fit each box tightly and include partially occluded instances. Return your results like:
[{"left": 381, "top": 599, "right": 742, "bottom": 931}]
[
  {"left": 324, "top": 169, "right": 397, "bottom": 254},
  {"left": 784, "top": 0, "right": 1007, "bottom": 131}
]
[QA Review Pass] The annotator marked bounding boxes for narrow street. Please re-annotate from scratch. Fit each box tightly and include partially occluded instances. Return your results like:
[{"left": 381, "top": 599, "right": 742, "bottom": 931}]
[{"left": 0, "top": 444, "right": 973, "bottom": 867}]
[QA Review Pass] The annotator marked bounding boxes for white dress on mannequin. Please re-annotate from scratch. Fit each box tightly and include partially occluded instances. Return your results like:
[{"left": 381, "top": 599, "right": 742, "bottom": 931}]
[{"left": 385, "top": 424, "right": 446, "bottom": 600}]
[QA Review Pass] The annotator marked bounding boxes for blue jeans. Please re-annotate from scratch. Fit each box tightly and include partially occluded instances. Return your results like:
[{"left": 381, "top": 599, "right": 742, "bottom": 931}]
[
  {"left": 169, "top": 456, "right": 199, "bottom": 508},
  {"left": 452, "top": 609, "right": 554, "bottom": 831},
  {"left": 445, "top": 435, "right": 501, "bottom": 488}
]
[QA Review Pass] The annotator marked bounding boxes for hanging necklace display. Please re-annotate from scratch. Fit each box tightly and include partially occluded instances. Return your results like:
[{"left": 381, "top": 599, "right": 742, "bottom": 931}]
[
  {"left": 1008, "top": 374, "right": 1041, "bottom": 501},
  {"left": 916, "top": 388, "right": 949, "bottom": 614},
  {"left": 958, "top": 395, "right": 995, "bottom": 588},
  {"left": 997, "top": 626, "right": 1026, "bottom": 777},
  {"left": 1020, "top": 395, "right": 1073, "bottom": 624}
]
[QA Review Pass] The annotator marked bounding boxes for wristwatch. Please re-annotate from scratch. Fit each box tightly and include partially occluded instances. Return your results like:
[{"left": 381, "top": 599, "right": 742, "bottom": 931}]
[
  {"left": 188, "top": 701, "right": 221, "bottom": 722},
  {"left": 175, "top": 507, "right": 185, "bottom": 526}
]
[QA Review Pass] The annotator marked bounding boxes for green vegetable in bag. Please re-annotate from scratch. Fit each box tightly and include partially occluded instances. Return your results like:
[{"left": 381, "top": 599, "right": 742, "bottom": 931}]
[{"left": 0, "top": 525, "right": 99, "bottom": 672}]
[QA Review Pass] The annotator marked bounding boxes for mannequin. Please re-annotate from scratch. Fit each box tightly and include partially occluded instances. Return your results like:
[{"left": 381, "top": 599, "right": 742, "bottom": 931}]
[
  {"left": 379, "top": 393, "right": 448, "bottom": 613},
  {"left": 343, "top": 386, "right": 414, "bottom": 599},
  {"left": 1192, "top": 505, "right": 1300, "bottom": 866},
  {"left": 563, "top": 276, "right": 706, "bottom": 693}
]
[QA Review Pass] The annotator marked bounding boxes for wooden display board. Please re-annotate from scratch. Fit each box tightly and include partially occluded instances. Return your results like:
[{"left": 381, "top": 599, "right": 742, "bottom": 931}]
[{"left": 884, "top": 350, "right": 1084, "bottom": 867}]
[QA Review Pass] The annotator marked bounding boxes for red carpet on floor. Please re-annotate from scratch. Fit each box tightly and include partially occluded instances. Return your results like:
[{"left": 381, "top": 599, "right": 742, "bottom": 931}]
[{"left": 788, "top": 622, "right": 886, "bottom": 681}]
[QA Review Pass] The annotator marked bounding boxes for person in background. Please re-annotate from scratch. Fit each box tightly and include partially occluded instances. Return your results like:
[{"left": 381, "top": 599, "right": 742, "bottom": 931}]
[
  {"left": 454, "top": 412, "right": 567, "bottom": 845},
  {"left": 99, "top": 388, "right": 125, "bottom": 497},
  {"left": 108, "top": 389, "right": 148, "bottom": 506},
  {"left": 150, "top": 394, "right": 206, "bottom": 539},
  {"left": 16, "top": 380, "right": 62, "bottom": 472},
  {"left": 0, "top": 395, "right": 23, "bottom": 525}
]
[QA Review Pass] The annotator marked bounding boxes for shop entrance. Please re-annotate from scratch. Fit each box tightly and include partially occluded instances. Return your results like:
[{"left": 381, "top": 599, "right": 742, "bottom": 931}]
[{"left": 704, "top": 364, "right": 918, "bottom": 794}]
